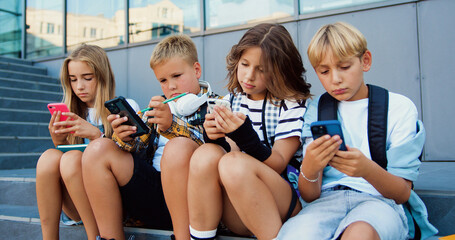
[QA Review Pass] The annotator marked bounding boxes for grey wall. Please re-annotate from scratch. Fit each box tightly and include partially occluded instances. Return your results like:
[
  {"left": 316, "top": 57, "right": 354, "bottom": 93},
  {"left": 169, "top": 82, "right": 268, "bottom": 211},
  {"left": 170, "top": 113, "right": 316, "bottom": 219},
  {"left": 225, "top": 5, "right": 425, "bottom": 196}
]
[
  {"left": 418, "top": 0, "right": 455, "bottom": 160},
  {"left": 35, "top": 0, "right": 455, "bottom": 161}
]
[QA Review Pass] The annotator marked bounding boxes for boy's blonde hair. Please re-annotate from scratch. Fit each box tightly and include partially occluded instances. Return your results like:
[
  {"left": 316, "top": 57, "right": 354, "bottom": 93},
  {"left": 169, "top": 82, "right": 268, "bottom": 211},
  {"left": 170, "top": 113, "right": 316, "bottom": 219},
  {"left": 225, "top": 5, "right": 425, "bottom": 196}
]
[
  {"left": 307, "top": 22, "right": 368, "bottom": 68},
  {"left": 60, "top": 44, "right": 115, "bottom": 144},
  {"left": 150, "top": 34, "right": 198, "bottom": 69}
]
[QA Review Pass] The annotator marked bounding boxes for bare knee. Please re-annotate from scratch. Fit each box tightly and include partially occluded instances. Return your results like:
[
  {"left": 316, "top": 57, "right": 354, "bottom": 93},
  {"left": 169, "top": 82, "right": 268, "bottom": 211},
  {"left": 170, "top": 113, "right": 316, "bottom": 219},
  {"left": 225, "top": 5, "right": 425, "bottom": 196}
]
[
  {"left": 189, "top": 143, "right": 225, "bottom": 177},
  {"left": 341, "top": 221, "right": 379, "bottom": 240},
  {"left": 219, "top": 152, "right": 251, "bottom": 188},
  {"left": 60, "top": 150, "right": 83, "bottom": 182},
  {"left": 161, "top": 137, "right": 199, "bottom": 171},
  {"left": 36, "top": 149, "right": 63, "bottom": 178},
  {"left": 82, "top": 138, "right": 117, "bottom": 163}
]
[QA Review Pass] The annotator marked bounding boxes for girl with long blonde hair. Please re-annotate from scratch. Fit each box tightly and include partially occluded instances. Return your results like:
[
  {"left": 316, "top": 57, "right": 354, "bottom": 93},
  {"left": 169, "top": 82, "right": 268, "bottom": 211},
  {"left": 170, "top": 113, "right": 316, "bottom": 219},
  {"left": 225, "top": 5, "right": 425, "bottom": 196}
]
[{"left": 36, "top": 44, "right": 136, "bottom": 240}]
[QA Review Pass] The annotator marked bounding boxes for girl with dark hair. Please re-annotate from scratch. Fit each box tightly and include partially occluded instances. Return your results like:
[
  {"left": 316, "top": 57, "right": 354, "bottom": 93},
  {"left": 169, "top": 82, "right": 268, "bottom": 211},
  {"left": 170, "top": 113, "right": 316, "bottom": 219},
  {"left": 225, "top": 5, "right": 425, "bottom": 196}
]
[{"left": 187, "top": 23, "right": 311, "bottom": 240}]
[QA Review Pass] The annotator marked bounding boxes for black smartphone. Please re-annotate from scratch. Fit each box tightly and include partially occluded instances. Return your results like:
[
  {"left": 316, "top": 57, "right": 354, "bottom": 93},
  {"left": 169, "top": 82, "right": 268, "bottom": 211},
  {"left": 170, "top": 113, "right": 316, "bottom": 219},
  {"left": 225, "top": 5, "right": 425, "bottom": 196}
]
[
  {"left": 310, "top": 120, "right": 347, "bottom": 151},
  {"left": 104, "top": 96, "right": 150, "bottom": 138}
]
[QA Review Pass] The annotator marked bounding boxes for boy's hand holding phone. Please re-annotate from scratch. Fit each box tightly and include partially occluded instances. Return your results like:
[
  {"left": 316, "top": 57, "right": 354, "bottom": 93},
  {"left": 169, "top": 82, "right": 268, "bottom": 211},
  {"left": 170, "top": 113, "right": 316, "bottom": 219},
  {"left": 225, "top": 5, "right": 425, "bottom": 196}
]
[
  {"left": 302, "top": 134, "right": 342, "bottom": 176},
  {"left": 105, "top": 96, "right": 150, "bottom": 140},
  {"left": 330, "top": 146, "right": 374, "bottom": 178},
  {"left": 108, "top": 114, "right": 137, "bottom": 142},
  {"left": 144, "top": 96, "right": 173, "bottom": 132}
]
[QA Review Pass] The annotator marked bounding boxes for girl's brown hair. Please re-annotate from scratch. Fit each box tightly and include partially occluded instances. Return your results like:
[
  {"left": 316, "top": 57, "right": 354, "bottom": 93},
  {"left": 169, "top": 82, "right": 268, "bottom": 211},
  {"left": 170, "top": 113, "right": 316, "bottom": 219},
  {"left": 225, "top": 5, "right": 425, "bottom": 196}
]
[
  {"left": 60, "top": 44, "right": 115, "bottom": 144},
  {"left": 226, "top": 23, "right": 311, "bottom": 102}
]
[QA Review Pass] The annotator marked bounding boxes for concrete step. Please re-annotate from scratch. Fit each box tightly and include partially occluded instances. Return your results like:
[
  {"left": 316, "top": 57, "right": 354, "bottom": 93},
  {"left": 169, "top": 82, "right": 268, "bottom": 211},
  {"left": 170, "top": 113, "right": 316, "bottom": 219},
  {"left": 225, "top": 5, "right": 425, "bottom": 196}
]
[
  {"left": 0, "top": 209, "right": 251, "bottom": 240},
  {"left": 0, "top": 56, "right": 33, "bottom": 66},
  {"left": 0, "top": 153, "right": 41, "bottom": 169},
  {"left": 0, "top": 86, "right": 62, "bottom": 102},
  {"left": 0, "top": 121, "right": 49, "bottom": 137},
  {"left": 0, "top": 77, "right": 61, "bottom": 92},
  {"left": 0, "top": 136, "right": 53, "bottom": 154},
  {"left": 0, "top": 97, "right": 51, "bottom": 111},
  {"left": 0, "top": 108, "right": 51, "bottom": 122},
  {"left": 0, "top": 178, "right": 36, "bottom": 206},
  {"left": 0, "top": 62, "right": 47, "bottom": 75},
  {"left": 0, "top": 161, "right": 453, "bottom": 239},
  {"left": 0, "top": 69, "right": 59, "bottom": 84},
  {"left": 414, "top": 161, "right": 455, "bottom": 236},
  {"left": 0, "top": 216, "right": 88, "bottom": 240}
]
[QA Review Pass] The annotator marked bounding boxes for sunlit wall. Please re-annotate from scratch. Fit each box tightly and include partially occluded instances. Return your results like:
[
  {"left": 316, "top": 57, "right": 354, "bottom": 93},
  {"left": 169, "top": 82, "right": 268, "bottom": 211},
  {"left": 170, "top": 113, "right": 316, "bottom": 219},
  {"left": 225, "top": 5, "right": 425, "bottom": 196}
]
[{"left": 0, "top": 0, "right": 394, "bottom": 59}]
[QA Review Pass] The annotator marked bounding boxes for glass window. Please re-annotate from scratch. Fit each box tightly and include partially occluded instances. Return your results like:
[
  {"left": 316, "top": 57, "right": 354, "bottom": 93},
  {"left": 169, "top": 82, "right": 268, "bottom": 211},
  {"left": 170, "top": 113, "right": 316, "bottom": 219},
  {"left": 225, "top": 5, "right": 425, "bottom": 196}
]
[
  {"left": 26, "top": 0, "right": 63, "bottom": 59},
  {"left": 0, "top": 0, "right": 23, "bottom": 58},
  {"left": 67, "top": 0, "right": 125, "bottom": 51},
  {"left": 205, "top": 0, "right": 294, "bottom": 29},
  {"left": 300, "top": 0, "right": 390, "bottom": 14},
  {"left": 129, "top": 0, "right": 201, "bottom": 43}
]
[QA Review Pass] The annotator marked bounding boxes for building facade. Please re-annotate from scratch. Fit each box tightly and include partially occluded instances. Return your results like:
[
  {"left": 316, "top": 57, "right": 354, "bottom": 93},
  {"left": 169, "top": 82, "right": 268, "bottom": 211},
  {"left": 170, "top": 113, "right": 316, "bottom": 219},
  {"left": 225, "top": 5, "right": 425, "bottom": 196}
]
[{"left": 0, "top": 0, "right": 454, "bottom": 161}]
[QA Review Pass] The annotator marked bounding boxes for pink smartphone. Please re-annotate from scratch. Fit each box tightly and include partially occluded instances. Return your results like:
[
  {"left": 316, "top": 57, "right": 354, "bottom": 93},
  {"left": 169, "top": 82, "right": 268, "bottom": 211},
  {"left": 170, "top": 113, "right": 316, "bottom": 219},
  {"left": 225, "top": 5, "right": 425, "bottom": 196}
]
[{"left": 47, "top": 103, "right": 70, "bottom": 122}]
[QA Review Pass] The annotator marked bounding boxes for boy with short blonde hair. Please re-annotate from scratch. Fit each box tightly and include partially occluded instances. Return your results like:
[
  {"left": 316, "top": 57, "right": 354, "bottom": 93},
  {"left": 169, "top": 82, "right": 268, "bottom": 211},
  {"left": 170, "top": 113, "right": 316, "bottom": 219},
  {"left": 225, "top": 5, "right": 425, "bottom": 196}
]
[
  {"left": 278, "top": 22, "right": 436, "bottom": 240},
  {"left": 150, "top": 34, "right": 198, "bottom": 68},
  {"left": 82, "top": 34, "right": 216, "bottom": 240}
]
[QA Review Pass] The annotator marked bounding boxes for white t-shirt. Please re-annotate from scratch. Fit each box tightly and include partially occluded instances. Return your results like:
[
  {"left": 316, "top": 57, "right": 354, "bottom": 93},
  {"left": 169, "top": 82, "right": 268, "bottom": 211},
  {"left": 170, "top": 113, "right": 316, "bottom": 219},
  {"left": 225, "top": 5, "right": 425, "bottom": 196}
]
[{"left": 319, "top": 92, "right": 418, "bottom": 195}]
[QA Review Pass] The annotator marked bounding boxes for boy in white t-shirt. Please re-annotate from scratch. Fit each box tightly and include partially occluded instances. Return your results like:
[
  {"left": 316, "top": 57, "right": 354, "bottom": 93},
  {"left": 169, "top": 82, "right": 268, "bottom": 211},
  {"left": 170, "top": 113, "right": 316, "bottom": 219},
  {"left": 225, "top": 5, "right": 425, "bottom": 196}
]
[{"left": 278, "top": 22, "right": 436, "bottom": 240}]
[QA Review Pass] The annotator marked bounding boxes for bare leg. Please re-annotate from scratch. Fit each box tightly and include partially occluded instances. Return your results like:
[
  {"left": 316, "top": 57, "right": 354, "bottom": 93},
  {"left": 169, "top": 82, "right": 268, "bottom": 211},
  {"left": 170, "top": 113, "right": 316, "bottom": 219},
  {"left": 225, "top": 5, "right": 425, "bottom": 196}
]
[
  {"left": 219, "top": 151, "right": 301, "bottom": 240},
  {"left": 82, "top": 138, "right": 134, "bottom": 240},
  {"left": 161, "top": 137, "right": 199, "bottom": 240},
  {"left": 340, "top": 221, "right": 380, "bottom": 240},
  {"left": 60, "top": 150, "right": 99, "bottom": 240},
  {"left": 36, "top": 149, "right": 66, "bottom": 240},
  {"left": 187, "top": 144, "right": 226, "bottom": 232}
]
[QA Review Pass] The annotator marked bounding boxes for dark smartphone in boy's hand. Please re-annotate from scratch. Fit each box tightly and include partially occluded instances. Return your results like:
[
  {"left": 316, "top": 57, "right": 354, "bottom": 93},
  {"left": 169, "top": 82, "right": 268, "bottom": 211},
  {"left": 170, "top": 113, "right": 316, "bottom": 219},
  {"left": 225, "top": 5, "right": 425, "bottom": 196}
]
[
  {"left": 310, "top": 120, "right": 347, "bottom": 151},
  {"left": 104, "top": 96, "right": 150, "bottom": 137}
]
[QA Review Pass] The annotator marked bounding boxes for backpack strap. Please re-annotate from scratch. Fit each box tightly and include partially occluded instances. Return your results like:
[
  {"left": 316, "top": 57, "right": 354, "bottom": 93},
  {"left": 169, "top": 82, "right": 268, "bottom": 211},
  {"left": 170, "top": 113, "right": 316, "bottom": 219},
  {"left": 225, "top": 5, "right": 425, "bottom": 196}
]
[
  {"left": 317, "top": 85, "right": 389, "bottom": 170},
  {"left": 318, "top": 92, "right": 338, "bottom": 121},
  {"left": 367, "top": 84, "right": 389, "bottom": 169}
]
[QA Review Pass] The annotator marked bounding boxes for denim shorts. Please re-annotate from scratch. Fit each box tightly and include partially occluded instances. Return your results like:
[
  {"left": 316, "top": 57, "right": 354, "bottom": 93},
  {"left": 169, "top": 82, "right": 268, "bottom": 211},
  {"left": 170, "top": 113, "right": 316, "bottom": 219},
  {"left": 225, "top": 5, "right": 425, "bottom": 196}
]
[
  {"left": 119, "top": 151, "right": 172, "bottom": 230},
  {"left": 277, "top": 186, "right": 408, "bottom": 240}
]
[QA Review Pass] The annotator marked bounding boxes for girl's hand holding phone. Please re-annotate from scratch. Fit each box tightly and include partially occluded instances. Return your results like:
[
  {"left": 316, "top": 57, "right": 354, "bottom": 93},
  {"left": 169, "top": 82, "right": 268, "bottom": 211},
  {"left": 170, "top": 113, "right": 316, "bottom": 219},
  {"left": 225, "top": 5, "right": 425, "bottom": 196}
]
[
  {"left": 203, "top": 112, "right": 226, "bottom": 140},
  {"left": 49, "top": 110, "right": 70, "bottom": 145},
  {"left": 212, "top": 105, "right": 246, "bottom": 134},
  {"left": 53, "top": 112, "right": 102, "bottom": 141}
]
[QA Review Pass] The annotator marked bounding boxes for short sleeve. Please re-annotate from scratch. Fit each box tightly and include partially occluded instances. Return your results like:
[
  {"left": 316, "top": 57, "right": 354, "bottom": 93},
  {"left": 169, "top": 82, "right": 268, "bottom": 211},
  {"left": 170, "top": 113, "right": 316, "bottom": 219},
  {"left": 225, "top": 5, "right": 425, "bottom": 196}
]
[
  {"left": 274, "top": 100, "right": 306, "bottom": 142},
  {"left": 386, "top": 93, "right": 422, "bottom": 181}
]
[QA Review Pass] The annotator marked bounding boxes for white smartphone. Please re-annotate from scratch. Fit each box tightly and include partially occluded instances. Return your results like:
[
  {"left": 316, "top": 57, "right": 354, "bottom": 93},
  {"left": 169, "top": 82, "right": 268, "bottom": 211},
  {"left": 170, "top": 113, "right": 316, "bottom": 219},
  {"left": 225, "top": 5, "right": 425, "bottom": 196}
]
[{"left": 207, "top": 98, "right": 231, "bottom": 113}]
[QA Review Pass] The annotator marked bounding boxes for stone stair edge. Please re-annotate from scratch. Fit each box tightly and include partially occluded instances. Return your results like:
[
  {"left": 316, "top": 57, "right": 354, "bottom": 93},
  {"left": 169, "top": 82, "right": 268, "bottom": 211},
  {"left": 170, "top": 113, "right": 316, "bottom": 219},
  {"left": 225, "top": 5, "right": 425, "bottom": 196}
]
[
  {"left": 0, "top": 61, "right": 46, "bottom": 71},
  {"left": 0, "top": 69, "right": 57, "bottom": 79},
  {"left": 0, "top": 77, "right": 61, "bottom": 87},
  {"left": 0, "top": 56, "right": 34, "bottom": 66},
  {"left": 0, "top": 96, "right": 57, "bottom": 103},
  {"left": 0, "top": 86, "right": 63, "bottom": 95}
]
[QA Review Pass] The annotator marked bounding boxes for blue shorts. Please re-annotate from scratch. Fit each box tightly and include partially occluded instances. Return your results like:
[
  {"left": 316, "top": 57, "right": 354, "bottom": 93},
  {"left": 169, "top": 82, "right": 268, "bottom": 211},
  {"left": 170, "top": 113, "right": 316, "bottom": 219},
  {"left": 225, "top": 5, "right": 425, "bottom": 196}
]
[
  {"left": 119, "top": 150, "right": 172, "bottom": 230},
  {"left": 277, "top": 186, "right": 408, "bottom": 240}
]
